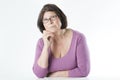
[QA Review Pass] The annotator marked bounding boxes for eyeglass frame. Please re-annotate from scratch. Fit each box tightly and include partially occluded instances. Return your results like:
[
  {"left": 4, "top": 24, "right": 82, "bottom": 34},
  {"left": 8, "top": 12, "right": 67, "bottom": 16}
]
[{"left": 42, "top": 15, "right": 58, "bottom": 24}]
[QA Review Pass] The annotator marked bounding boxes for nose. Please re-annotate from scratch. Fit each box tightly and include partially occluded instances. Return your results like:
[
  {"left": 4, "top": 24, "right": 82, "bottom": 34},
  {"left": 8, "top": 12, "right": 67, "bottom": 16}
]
[{"left": 49, "top": 18, "right": 53, "bottom": 24}]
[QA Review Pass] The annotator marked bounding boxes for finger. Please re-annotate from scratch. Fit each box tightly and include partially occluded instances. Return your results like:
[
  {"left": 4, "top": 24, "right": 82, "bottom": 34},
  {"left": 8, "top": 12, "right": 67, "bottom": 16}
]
[
  {"left": 48, "top": 33, "right": 54, "bottom": 38},
  {"left": 43, "top": 30, "right": 50, "bottom": 34}
]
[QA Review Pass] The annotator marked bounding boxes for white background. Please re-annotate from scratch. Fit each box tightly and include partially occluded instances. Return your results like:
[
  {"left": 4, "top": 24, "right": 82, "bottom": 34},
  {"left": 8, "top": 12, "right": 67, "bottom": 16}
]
[{"left": 0, "top": 0, "right": 120, "bottom": 80}]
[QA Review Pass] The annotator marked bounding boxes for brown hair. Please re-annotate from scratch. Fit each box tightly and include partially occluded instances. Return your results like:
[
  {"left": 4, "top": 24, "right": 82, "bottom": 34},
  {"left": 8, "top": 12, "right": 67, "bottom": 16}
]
[{"left": 37, "top": 4, "right": 67, "bottom": 33}]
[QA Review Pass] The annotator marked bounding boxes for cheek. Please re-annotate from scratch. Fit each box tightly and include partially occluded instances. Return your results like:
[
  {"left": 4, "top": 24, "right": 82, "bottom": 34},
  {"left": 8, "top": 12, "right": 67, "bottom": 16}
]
[
  {"left": 43, "top": 24, "right": 48, "bottom": 30},
  {"left": 56, "top": 20, "right": 62, "bottom": 28},
  {"left": 59, "top": 21, "right": 62, "bottom": 27}
]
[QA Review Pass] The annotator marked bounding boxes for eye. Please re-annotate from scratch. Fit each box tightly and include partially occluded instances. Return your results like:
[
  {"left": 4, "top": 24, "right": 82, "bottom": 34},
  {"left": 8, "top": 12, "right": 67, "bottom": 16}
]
[
  {"left": 52, "top": 15, "right": 56, "bottom": 18},
  {"left": 43, "top": 19, "right": 49, "bottom": 23},
  {"left": 51, "top": 15, "right": 57, "bottom": 20},
  {"left": 43, "top": 19, "right": 48, "bottom": 21}
]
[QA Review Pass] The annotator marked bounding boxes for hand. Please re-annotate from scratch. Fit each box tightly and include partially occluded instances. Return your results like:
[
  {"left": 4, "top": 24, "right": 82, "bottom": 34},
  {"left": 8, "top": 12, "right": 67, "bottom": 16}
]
[{"left": 42, "top": 30, "right": 54, "bottom": 48}]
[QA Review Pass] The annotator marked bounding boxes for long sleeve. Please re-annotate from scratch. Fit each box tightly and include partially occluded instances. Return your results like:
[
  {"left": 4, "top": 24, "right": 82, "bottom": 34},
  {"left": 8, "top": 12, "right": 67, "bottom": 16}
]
[
  {"left": 68, "top": 34, "right": 90, "bottom": 77},
  {"left": 32, "top": 39, "right": 48, "bottom": 78}
]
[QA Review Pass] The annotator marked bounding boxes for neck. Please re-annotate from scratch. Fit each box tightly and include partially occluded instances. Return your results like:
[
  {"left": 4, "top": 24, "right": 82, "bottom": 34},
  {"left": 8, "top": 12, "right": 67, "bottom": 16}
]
[{"left": 53, "top": 29, "right": 66, "bottom": 43}]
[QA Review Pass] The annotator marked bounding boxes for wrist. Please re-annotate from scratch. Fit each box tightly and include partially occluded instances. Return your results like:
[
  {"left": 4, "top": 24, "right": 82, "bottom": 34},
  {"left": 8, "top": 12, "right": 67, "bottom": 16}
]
[{"left": 43, "top": 45, "right": 50, "bottom": 50}]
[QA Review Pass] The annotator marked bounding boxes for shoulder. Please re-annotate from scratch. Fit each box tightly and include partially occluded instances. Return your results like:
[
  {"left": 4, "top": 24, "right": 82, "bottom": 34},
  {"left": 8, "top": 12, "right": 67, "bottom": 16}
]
[
  {"left": 70, "top": 29, "right": 88, "bottom": 46},
  {"left": 70, "top": 29, "right": 86, "bottom": 40}
]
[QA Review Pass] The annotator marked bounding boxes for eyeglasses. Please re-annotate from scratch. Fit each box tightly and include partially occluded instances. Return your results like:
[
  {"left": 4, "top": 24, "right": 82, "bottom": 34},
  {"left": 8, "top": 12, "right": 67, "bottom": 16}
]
[{"left": 43, "top": 15, "right": 58, "bottom": 24}]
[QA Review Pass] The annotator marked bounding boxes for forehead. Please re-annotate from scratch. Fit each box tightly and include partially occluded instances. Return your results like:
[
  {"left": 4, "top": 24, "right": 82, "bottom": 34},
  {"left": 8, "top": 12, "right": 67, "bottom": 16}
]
[{"left": 43, "top": 11, "right": 56, "bottom": 18}]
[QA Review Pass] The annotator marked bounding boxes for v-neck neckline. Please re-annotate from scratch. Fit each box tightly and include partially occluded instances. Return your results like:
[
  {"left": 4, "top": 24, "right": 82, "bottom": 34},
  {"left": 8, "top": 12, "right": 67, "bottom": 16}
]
[{"left": 51, "top": 29, "right": 74, "bottom": 60}]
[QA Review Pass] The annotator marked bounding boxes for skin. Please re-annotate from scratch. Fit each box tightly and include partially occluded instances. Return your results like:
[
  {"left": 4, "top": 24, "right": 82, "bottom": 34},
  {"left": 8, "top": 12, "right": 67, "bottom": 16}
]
[{"left": 38, "top": 11, "right": 73, "bottom": 77}]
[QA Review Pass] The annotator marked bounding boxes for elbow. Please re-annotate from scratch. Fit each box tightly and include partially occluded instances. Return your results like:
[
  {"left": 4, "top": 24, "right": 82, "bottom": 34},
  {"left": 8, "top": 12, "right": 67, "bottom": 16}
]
[
  {"left": 69, "top": 66, "right": 90, "bottom": 77},
  {"left": 80, "top": 65, "right": 90, "bottom": 77},
  {"left": 81, "top": 69, "right": 90, "bottom": 77},
  {"left": 81, "top": 59, "right": 90, "bottom": 77},
  {"left": 32, "top": 67, "right": 46, "bottom": 78},
  {"left": 33, "top": 71, "right": 45, "bottom": 78}
]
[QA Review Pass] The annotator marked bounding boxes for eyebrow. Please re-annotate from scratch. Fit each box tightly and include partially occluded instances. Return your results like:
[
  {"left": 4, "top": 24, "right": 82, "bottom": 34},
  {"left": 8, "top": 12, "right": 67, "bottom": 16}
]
[{"left": 43, "top": 15, "right": 56, "bottom": 19}]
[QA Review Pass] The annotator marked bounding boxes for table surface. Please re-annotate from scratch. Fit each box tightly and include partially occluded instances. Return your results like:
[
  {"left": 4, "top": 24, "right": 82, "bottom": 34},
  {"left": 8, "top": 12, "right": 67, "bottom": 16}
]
[
  {"left": 1, "top": 77, "right": 120, "bottom": 80},
  {"left": 36, "top": 77, "right": 120, "bottom": 80}
]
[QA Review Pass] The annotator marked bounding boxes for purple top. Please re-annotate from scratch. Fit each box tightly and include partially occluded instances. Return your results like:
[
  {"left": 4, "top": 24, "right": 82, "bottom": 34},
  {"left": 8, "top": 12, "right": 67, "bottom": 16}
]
[{"left": 32, "top": 29, "right": 90, "bottom": 78}]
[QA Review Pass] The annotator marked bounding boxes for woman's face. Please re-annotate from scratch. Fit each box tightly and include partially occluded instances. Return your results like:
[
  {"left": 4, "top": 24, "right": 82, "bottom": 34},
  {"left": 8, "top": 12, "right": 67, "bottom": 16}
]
[{"left": 43, "top": 11, "right": 62, "bottom": 32}]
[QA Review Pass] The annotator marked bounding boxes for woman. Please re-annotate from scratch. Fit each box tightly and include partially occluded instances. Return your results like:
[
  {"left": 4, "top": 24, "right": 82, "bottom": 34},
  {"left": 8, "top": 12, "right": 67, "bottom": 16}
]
[{"left": 32, "top": 4, "right": 90, "bottom": 78}]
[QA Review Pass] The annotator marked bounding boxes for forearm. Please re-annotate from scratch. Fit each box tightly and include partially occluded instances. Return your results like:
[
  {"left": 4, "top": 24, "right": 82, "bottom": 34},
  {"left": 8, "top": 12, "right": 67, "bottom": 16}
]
[
  {"left": 33, "top": 38, "right": 52, "bottom": 78},
  {"left": 48, "top": 66, "right": 89, "bottom": 77},
  {"left": 37, "top": 46, "right": 49, "bottom": 68},
  {"left": 48, "top": 70, "right": 68, "bottom": 77},
  {"left": 33, "top": 46, "right": 50, "bottom": 78},
  {"left": 69, "top": 67, "right": 90, "bottom": 77}
]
